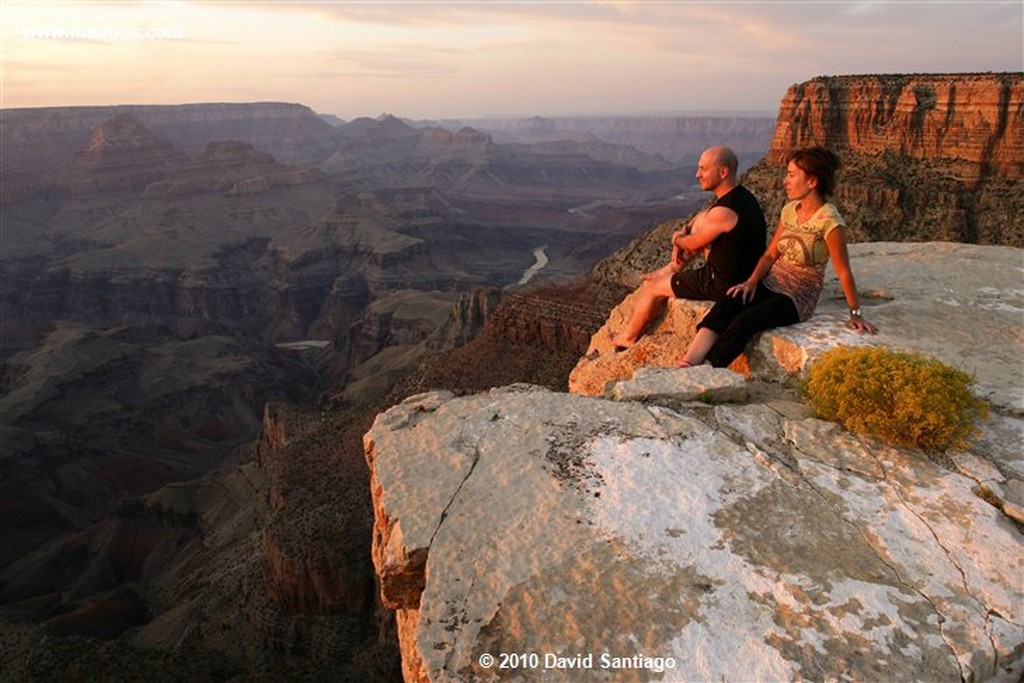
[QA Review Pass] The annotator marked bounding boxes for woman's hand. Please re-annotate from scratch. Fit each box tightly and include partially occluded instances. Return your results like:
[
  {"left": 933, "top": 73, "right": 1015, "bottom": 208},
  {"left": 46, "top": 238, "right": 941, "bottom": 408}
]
[
  {"left": 727, "top": 280, "right": 758, "bottom": 304},
  {"left": 847, "top": 314, "right": 877, "bottom": 335}
]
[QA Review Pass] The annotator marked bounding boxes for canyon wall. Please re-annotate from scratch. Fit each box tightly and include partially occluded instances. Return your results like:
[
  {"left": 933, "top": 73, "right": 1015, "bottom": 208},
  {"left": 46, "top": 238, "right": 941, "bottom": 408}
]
[
  {"left": 0, "top": 401, "right": 402, "bottom": 680},
  {"left": 743, "top": 73, "right": 1023, "bottom": 246},
  {"left": 765, "top": 73, "right": 1022, "bottom": 176}
]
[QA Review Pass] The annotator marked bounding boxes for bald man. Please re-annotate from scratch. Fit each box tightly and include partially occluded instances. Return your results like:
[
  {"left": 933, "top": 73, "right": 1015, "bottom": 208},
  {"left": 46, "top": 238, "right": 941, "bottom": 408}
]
[{"left": 612, "top": 146, "right": 767, "bottom": 349}]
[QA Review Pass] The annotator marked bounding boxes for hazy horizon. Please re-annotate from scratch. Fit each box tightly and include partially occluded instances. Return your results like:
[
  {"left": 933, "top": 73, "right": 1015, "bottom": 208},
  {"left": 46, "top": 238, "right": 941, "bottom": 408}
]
[
  {"left": 2, "top": 1, "right": 1021, "bottom": 120},
  {"left": 0, "top": 99, "right": 782, "bottom": 122}
]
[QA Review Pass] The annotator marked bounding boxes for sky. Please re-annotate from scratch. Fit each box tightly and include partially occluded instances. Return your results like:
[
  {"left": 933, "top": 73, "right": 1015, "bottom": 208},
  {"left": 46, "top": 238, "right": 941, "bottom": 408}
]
[{"left": 2, "top": 1, "right": 1022, "bottom": 120}]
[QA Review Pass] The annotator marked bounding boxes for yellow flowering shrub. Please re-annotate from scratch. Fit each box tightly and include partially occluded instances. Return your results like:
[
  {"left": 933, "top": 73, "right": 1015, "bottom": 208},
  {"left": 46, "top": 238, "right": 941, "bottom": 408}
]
[{"left": 805, "top": 346, "right": 988, "bottom": 452}]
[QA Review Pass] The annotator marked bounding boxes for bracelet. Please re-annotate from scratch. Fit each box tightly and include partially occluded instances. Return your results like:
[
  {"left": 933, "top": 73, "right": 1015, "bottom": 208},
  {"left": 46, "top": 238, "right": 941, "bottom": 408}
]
[{"left": 849, "top": 307, "right": 862, "bottom": 318}]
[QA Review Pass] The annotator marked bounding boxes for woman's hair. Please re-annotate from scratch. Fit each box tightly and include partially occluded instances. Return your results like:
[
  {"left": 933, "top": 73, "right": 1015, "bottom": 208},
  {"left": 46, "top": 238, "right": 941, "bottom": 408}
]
[{"left": 786, "top": 147, "right": 842, "bottom": 199}]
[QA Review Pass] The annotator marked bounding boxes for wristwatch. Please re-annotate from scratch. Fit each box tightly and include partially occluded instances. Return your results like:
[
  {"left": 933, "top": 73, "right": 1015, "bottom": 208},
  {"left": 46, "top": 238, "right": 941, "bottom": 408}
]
[{"left": 849, "top": 307, "right": 862, "bottom": 318}]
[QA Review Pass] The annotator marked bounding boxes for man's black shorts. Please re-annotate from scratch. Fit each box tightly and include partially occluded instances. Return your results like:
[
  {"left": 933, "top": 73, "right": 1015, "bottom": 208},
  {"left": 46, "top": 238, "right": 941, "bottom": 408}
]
[{"left": 670, "top": 266, "right": 730, "bottom": 302}]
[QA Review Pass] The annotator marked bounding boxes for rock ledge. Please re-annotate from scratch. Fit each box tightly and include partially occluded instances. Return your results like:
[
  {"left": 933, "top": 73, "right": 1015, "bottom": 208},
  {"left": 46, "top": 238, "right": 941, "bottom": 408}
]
[{"left": 364, "top": 380, "right": 1022, "bottom": 682}]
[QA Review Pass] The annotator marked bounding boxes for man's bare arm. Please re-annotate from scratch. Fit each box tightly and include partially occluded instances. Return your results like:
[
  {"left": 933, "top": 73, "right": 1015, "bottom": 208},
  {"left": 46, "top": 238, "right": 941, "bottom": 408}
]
[{"left": 674, "top": 205, "right": 739, "bottom": 253}]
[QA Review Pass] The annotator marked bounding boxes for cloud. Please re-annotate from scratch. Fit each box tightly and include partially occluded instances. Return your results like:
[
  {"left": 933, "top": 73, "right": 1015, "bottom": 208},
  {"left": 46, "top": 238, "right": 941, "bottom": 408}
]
[
  {"left": 3, "top": 0, "right": 1021, "bottom": 117},
  {"left": 306, "top": 58, "right": 464, "bottom": 80}
]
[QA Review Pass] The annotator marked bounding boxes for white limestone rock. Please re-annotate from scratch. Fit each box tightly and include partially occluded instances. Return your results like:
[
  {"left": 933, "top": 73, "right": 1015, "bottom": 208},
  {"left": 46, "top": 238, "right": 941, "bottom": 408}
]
[
  {"left": 364, "top": 384, "right": 1024, "bottom": 683},
  {"left": 608, "top": 365, "right": 748, "bottom": 403},
  {"left": 970, "top": 413, "right": 1024, "bottom": 479}
]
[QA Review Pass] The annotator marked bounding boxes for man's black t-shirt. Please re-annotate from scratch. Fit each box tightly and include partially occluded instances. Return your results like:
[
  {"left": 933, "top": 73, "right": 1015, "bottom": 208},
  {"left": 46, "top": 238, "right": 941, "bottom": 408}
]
[
  {"left": 705, "top": 185, "right": 767, "bottom": 286},
  {"left": 670, "top": 184, "right": 767, "bottom": 302}
]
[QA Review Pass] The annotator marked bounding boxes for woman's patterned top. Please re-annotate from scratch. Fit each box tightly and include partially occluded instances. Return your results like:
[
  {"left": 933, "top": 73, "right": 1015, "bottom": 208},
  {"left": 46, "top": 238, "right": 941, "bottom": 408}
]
[{"left": 763, "top": 200, "right": 845, "bottom": 321}]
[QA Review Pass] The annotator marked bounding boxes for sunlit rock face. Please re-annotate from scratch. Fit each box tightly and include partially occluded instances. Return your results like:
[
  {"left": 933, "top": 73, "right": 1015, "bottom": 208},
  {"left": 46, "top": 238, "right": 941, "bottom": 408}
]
[
  {"left": 364, "top": 237, "right": 1023, "bottom": 682},
  {"left": 744, "top": 73, "right": 1024, "bottom": 246},
  {"left": 364, "top": 382, "right": 1022, "bottom": 682},
  {"left": 766, "top": 73, "right": 1023, "bottom": 178},
  {"left": 572, "top": 242, "right": 1024, "bottom": 413}
]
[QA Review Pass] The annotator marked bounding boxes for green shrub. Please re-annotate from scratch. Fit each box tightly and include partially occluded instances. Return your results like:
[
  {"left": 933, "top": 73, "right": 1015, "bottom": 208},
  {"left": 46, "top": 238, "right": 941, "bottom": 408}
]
[{"left": 804, "top": 346, "right": 989, "bottom": 453}]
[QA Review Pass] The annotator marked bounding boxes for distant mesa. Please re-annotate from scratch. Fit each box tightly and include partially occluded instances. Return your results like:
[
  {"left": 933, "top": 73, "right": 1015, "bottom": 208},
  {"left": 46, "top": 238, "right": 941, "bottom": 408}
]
[
  {"left": 58, "top": 114, "right": 188, "bottom": 197},
  {"left": 344, "top": 113, "right": 421, "bottom": 143},
  {"left": 199, "top": 139, "right": 277, "bottom": 166},
  {"left": 1, "top": 102, "right": 339, "bottom": 186},
  {"left": 419, "top": 126, "right": 492, "bottom": 147},
  {"left": 144, "top": 139, "right": 323, "bottom": 198},
  {"left": 334, "top": 115, "right": 491, "bottom": 149},
  {"left": 320, "top": 116, "right": 495, "bottom": 179},
  {"left": 54, "top": 117, "right": 325, "bottom": 200},
  {"left": 318, "top": 113, "right": 347, "bottom": 127}
]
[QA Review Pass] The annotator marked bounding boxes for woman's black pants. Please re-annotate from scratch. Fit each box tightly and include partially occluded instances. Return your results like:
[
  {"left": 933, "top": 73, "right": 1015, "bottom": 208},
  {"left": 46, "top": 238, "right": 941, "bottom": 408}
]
[{"left": 697, "top": 283, "right": 800, "bottom": 368}]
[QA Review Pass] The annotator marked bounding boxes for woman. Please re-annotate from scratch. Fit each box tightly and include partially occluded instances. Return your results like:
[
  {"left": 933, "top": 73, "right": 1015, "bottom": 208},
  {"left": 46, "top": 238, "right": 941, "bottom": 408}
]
[{"left": 678, "top": 146, "right": 876, "bottom": 369}]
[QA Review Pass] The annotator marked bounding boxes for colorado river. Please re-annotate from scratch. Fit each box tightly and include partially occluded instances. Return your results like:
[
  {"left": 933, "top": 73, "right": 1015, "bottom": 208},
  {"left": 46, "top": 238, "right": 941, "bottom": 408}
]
[
  {"left": 517, "top": 245, "right": 549, "bottom": 285},
  {"left": 275, "top": 340, "right": 331, "bottom": 350}
]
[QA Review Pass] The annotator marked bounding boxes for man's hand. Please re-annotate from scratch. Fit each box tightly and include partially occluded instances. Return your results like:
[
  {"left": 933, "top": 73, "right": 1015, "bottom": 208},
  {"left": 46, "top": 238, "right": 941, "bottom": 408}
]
[{"left": 671, "top": 228, "right": 689, "bottom": 250}]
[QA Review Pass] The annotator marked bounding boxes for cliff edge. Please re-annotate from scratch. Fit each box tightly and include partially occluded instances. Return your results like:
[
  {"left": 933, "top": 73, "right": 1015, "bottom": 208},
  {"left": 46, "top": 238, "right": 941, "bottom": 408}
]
[
  {"left": 573, "top": 241, "right": 1023, "bottom": 414},
  {"left": 364, "top": 241, "right": 1023, "bottom": 682},
  {"left": 362, "top": 73, "right": 1024, "bottom": 682}
]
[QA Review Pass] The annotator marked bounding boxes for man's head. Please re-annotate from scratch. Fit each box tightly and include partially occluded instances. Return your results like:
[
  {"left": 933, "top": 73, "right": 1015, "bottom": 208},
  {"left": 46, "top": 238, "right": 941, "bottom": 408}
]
[{"left": 695, "top": 146, "right": 739, "bottom": 195}]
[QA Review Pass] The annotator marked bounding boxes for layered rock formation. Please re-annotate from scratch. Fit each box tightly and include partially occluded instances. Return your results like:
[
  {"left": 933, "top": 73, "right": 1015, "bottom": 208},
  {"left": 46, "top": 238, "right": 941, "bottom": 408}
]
[
  {"left": 323, "top": 115, "right": 684, "bottom": 201},
  {"left": 765, "top": 73, "right": 1022, "bottom": 177},
  {"left": 432, "top": 287, "right": 506, "bottom": 350},
  {"left": 742, "top": 73, "right": 1023, "bottom": 246},
  {"left": 0, "top": 402, "right": 401, "bottom": 680},
  {"left": 364, "top": 242, "right": 1024, "bottom": 682},
  {"left": 144, "top": 140, "right": 322, "bottom": 198},
  {"left": 332, "top": 277, "right": 630, "bottom": 407},
  {"left": 55, "top": 114, "right": 189, "bottom": 197},
  {"left": 1, "top": 102, "right": 339, "bottom": 178},
  {"left": 432, "top": 115, "right": 776, "bottom": 168},
  {"left": 0, "top": 323, "right": 321, "bottom": 566},
  {"left": 3, "top": 108, "right": 690, "bottom": 357},
  {"left": 1, "top": 102, "right": 339, "bottom": 205}
]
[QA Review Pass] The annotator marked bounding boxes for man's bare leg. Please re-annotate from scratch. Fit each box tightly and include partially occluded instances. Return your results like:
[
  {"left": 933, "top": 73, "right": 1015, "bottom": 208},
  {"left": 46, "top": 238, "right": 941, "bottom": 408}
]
[
  {"left": 610, "top": 270, "right": 677, "bottom": 349},
  {"left": 613, "top": 211, "right": 703, "bottom": 349}
]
